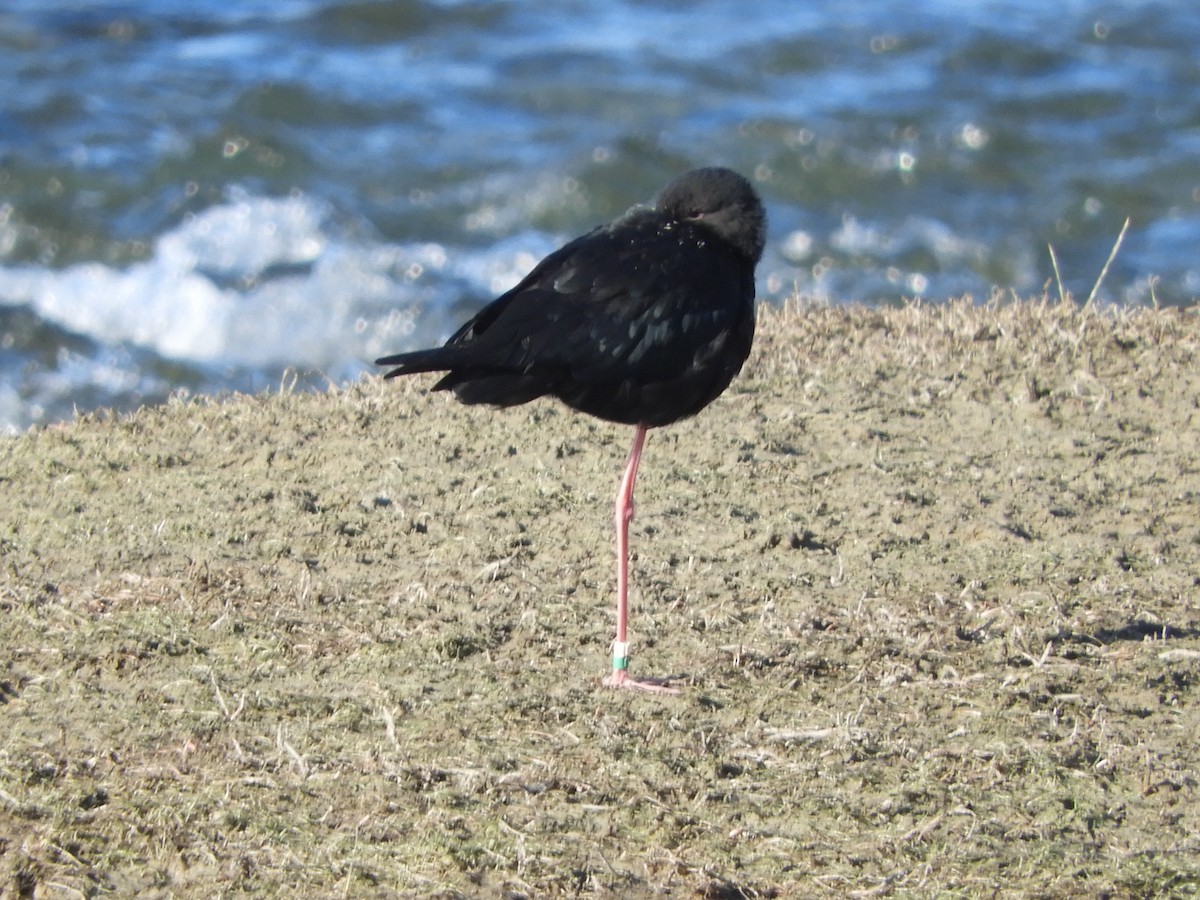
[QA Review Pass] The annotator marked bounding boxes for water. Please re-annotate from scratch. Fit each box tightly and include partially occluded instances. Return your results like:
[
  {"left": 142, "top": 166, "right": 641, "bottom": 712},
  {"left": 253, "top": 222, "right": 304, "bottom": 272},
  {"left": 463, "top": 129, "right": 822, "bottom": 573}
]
[{"left": 2, "top": 0, "right": 1197, "bottom": 432}]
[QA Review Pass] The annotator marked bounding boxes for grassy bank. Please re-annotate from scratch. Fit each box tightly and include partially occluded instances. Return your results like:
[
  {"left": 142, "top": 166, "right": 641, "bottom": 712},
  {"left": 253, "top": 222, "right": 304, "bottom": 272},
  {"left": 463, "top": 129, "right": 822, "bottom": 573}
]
[{"left": 2, "top": 298, "right": 1199, "bottom": 897}]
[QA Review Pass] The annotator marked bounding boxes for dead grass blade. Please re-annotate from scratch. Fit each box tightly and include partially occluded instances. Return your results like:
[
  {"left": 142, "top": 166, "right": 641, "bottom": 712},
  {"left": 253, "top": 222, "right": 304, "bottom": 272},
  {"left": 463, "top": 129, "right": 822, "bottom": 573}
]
[
  {"left": 1048, "top": 242, "right": 1067, "bottom": 305},
  {"left": 1085, "top": 216, "right": 1131, "bottom": 307}
]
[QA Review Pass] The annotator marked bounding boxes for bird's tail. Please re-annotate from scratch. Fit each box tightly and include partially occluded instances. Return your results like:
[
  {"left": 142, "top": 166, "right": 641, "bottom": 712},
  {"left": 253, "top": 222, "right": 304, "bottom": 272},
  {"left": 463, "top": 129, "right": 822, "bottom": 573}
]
[
  {"left": 376, "top": 347, "right": 549, "bottom": 406},
  {"left": 375, "top": 348, "right": 461, "bottom": 379}
]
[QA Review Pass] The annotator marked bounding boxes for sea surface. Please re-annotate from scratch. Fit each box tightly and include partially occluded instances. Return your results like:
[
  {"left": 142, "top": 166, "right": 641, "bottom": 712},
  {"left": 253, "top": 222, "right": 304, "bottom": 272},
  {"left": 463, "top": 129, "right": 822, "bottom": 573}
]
[{"left": 2, "top": 0, "right": 1198, "bottom": 432}]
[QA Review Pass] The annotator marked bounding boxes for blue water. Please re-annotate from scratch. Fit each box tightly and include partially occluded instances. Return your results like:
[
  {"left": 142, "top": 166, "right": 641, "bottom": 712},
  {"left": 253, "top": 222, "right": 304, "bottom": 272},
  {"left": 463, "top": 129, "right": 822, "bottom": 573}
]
[{"left": 1, "top": 0, "right": 1197, "bottom": 431}]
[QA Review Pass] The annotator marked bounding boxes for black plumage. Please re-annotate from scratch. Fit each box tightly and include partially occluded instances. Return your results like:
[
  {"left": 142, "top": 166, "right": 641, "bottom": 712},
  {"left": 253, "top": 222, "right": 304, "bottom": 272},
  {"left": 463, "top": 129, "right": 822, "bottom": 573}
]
[
  {"left": 378, "top": 167, "right": 764, "bottom": 426},
  {"left": 376, "top": 167, "right": 766, "bottom": 692}
]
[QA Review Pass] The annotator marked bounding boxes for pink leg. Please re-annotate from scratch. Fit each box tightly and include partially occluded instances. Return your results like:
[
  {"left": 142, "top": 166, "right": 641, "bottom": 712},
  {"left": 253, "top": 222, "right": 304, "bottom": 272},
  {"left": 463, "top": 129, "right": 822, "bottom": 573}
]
[{"left": 602, "top": 424, "right": 679, "bottom": 694}]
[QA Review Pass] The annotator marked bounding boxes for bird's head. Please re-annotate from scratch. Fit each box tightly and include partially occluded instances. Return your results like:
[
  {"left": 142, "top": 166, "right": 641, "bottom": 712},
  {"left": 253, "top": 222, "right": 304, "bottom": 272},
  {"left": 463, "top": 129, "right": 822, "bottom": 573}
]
[{"left": 657, "top": 167, "right": 767, "bottom": 264}]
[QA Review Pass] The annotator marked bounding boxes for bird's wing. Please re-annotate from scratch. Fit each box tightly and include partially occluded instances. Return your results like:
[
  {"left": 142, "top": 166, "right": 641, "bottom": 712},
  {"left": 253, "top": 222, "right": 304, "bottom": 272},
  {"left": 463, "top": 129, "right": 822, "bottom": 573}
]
[{"left": 444, "top": 212, "right": 753, "bottom": 386}]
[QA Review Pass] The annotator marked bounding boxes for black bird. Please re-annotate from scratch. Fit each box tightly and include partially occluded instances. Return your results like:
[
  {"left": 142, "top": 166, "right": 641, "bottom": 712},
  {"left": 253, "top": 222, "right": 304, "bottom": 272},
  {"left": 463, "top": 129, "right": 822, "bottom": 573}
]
[{"left": 377, "top": 167, "right": 766, "bottom": 692}]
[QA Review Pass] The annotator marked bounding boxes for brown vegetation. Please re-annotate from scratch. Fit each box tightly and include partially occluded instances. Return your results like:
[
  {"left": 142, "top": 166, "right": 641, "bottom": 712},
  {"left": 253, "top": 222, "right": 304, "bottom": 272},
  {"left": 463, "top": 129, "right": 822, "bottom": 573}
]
[{"left": 2, "top": 298, "right": 1199, "bottom": 897}]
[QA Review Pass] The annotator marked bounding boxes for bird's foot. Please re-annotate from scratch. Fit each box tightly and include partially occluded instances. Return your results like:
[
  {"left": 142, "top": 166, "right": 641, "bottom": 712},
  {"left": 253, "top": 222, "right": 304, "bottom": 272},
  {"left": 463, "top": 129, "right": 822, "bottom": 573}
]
[{"left": 603, "top": 669, "right": 680, "bottom": 695}]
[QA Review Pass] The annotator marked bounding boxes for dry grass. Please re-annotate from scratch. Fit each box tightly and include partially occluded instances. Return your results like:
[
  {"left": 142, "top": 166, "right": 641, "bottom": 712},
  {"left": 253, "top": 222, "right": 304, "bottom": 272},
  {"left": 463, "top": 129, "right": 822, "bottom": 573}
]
[{"left": 2, "top": 297, "right": 1200, "bottom": 897}]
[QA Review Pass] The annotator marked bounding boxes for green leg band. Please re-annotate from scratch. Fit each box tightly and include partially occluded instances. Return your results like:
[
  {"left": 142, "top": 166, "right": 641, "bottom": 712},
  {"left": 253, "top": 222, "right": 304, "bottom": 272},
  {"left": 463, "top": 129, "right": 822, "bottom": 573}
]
[{"left": 612, "top": 640, "right": 630, "bottom": 671}]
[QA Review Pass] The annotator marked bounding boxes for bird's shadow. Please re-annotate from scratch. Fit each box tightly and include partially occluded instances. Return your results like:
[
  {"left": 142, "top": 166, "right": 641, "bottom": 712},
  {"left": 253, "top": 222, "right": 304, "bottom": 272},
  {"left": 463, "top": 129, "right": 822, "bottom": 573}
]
[{"left": 1056, "top": 619, "right": 1200, "bottom": 646}]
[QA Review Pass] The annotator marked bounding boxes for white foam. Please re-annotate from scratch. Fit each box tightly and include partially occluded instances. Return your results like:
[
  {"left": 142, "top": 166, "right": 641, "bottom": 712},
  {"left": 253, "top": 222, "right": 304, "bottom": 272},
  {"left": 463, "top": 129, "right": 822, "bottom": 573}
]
[
  {"left": 0, "top": 188, "right": 579, "bottom": 430},
  {"left": 0, "top": 189, "right": 557, "bottom": 376},
  {"left": 0, "top": 381, "right": 25, "bottom": 437}
]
